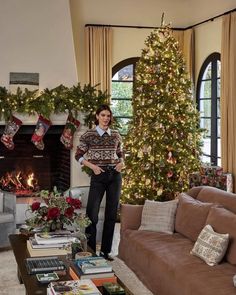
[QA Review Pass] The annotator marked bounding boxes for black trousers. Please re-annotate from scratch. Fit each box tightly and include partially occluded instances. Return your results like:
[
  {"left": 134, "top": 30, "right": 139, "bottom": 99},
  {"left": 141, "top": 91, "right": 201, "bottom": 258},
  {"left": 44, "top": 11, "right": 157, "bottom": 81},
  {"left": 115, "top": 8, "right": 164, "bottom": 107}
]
[{"left": 85, "top": 169, "right": 122, "bottom": 254}]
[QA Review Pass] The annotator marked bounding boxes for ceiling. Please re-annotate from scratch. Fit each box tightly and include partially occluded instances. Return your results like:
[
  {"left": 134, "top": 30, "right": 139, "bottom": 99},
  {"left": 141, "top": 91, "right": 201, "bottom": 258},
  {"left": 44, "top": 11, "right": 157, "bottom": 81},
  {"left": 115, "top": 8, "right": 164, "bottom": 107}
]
[{"left": 76, "top": 0, "right": 236, "bottom": 28}]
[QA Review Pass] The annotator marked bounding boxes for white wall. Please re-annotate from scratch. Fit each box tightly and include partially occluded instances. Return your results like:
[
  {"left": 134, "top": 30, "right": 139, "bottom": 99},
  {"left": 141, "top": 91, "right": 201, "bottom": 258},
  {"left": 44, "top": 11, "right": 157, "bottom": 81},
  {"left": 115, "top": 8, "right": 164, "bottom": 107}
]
[
  {"left": 194, "top": 18, "right": 222, "bottom": 86},
  {"left": 0, "top": 0, "right": 77, "bottom": 89}
]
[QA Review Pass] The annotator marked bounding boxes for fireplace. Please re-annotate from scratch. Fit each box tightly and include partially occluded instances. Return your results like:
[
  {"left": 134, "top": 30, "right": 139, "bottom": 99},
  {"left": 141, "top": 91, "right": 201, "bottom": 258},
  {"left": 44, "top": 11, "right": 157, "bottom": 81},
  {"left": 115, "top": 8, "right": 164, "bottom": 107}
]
[{"left": 0, "top": 125, "right": 70, "bottom": 195}]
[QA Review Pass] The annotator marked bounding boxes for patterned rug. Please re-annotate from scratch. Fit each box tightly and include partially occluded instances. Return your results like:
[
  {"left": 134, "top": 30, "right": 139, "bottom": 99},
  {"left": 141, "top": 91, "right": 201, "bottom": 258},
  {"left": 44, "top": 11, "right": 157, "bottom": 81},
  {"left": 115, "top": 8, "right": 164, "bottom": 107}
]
[{"left": 0, "top": 250, "right": 153, "bottom": 295}]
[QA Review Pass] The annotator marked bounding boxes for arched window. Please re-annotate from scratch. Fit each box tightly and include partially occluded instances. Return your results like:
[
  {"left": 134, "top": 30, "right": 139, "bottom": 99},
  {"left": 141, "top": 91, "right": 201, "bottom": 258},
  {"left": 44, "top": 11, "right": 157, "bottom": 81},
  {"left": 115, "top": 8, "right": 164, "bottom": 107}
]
[
  {"left": 111, "top": 57, "right": 139, "bottom": 135},
  {"left": 196, "top": 53, "right": 221, "bottom": 166}
]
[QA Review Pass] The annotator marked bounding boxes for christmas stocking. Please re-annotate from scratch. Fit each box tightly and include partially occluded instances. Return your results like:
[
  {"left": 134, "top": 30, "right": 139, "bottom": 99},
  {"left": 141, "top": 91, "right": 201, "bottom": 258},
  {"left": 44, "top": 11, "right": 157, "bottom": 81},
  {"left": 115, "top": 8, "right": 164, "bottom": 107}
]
[
  {"left": 31, "top": 115, "right": 52, "bottom": 150},
  {"left": 0, "top": 115, "right": 22, "bottom": 150},
  {"left": 60, "top": 115, "right": 80, "bottom": 149}
]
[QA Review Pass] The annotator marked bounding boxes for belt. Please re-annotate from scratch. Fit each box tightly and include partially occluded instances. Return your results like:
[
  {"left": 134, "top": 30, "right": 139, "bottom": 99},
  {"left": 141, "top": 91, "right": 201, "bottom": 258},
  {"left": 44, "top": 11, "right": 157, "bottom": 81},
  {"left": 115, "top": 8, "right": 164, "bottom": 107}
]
[{"left": 99, "top": 164, "right": 116, "bottom": 171}]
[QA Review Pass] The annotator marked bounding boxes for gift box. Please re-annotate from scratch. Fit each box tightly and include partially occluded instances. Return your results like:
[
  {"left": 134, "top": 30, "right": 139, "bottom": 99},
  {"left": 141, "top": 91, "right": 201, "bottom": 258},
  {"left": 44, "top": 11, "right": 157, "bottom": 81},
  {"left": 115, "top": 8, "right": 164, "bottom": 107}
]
[
  {"left": 189, "top": 172, "right": 233, "bottom": 192},
  {"left": 200, "top": 165, "right": 223, "bottom": 177},
  {"left": 103, "top": 282, "right": 125, "bottom": 295}
]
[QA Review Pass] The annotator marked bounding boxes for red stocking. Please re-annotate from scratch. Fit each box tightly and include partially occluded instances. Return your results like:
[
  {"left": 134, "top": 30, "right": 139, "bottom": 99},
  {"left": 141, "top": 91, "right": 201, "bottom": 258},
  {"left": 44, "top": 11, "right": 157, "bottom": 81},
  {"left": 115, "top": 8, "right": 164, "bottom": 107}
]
[
  {"left": 31, "top": 115, "right": 51, "bottom": 150},
  {"left": 1, "top": 115, "right": 22, "bottom": 150},
  {"left": 60, "top": 115, "right": 80, "bottom": 149}
]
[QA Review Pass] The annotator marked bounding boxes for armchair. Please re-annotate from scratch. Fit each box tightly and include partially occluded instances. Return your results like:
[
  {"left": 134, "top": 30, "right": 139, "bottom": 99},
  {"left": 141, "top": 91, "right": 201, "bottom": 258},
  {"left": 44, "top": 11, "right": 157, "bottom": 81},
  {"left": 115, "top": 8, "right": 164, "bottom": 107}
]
[{"left": 0, "top": 190, "right": 16, "bottom": 248}]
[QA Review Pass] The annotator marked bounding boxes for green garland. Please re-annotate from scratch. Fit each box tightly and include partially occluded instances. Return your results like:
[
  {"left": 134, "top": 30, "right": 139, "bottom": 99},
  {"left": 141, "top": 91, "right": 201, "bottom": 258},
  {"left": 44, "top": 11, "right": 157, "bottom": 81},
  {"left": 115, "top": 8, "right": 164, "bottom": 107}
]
[{"left": 0, "top": 83, "right": 109, "bottom": 128}]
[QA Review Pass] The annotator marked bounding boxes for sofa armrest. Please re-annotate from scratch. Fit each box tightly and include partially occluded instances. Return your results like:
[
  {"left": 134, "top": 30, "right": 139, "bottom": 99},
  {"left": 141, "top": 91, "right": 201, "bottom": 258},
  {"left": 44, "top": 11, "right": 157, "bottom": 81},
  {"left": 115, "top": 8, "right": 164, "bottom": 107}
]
[{"left": 120, "top": 204, "right": 143, "bottom": 233}]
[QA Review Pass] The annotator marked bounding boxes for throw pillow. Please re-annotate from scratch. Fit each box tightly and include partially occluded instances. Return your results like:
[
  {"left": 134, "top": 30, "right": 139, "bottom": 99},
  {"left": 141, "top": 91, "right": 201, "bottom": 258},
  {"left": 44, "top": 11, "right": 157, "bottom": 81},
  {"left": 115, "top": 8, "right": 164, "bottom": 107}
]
[
  {"left": 190, "top": 224, "right": 229, "bottom": 266},
  {"left": 175, "top": 193, "right": 213, "bottom": 241},
  {"left": 206, "top": 206, "right": 236, "bottom": 264},
  {"left": 139, "top": 199, "right": 178, "bottom": 234}
]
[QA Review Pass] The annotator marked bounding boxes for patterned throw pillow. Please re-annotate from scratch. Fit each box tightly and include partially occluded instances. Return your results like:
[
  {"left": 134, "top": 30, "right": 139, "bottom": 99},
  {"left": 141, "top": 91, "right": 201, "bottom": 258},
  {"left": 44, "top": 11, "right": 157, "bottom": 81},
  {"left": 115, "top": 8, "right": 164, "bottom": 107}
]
[
  {"left": 190, "top": 224, "right": 229, "bottom": 266},
  {"left": 139, "top": 199, "right": 178, "bottom": 234}
]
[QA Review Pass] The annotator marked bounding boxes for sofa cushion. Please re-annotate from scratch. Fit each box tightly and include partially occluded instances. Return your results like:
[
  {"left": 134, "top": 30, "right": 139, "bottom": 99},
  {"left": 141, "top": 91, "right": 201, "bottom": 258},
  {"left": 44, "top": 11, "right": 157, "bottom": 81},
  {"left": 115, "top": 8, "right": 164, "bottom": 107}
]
[
  {"left": 191, "top": 224, "right": 229, "bottom": 266},
  {"left": 0, "top": 192, "right": 3, "bottom": 213},
  {"left": 175, "top": 193, "right": 213, "bottom": 241},
  {"left": 139, "top": 199, "right": 178, "bottom": 234},
  {"left": 206, "top": 206, "right": 236, "bottom": 264}
]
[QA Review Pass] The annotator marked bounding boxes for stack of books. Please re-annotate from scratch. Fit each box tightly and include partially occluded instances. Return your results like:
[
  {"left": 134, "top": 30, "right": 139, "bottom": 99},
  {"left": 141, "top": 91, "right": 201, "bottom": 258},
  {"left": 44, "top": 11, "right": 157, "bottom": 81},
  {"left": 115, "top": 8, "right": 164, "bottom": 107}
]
[
  {"left": 69, "top": 256, "right": 117, "bottom": 286},
  {"left": 47, "top": 279, "right": 102, "bottom": 295},
  {"left": 27, "top": 232, "right": 76, "bottom": 257}
]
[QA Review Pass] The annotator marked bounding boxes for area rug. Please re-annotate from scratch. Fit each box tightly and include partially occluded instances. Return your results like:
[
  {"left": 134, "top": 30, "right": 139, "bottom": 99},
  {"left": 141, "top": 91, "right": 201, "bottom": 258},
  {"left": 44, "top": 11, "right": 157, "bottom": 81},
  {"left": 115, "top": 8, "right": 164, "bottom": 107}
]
[{"left": 0, "top": 251, "right": 153, "bottom": 295}]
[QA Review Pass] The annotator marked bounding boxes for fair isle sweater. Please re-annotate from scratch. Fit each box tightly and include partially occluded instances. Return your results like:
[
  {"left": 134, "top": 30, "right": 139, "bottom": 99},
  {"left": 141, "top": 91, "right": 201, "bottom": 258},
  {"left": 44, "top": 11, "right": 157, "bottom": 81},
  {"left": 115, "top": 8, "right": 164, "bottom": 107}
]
[{"left": 75, "top": 128, "right": 124, "bottom": 166}]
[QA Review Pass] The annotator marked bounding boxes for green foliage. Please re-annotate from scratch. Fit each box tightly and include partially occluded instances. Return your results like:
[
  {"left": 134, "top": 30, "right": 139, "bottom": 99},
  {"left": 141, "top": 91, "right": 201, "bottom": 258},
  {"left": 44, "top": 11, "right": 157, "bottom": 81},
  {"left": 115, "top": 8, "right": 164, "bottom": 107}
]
[
  {"left": 0, "top": 83, "right": 109, "bottom": 127},
  {"left": 122, "top": 26, "right": 204, "bottom": 204}
]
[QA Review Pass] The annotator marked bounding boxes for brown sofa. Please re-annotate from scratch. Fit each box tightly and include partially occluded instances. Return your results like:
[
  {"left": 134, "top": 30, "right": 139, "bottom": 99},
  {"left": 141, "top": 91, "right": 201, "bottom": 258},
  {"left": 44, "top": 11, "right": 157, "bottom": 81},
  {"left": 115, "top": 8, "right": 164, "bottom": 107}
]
[{"left": 118, "top": 186, "right": 236, "bottom": 295}]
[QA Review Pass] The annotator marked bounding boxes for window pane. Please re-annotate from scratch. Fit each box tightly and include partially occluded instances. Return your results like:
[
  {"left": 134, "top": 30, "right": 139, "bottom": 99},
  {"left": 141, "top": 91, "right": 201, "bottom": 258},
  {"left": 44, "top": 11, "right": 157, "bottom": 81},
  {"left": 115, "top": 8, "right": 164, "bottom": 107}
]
[
  {"left": 217, "top": 138, "right": 221, "bottom": 159},
  {"left": 200, "top": 81, "right": 211, "bottom": 98},
  {"left": 217, "top": 60, "right": 221, "bottom": 78},
  {"left": 217, "top": 158, "right": 221, "bottom": 166},
  {"left": 217, "top": 118, "right": 221, "bottom": 137},
  {"left": 202, "top": 137, "right": 211, "bottom": 155},
  {"left": 115, "top": 118, "right": 132, "bottom": 135},
  {"left": 112, "top": 65, "right": 134, "bottom": 81},
  {"left": 217, "top": 78, "right": 220, "bottom": 98},
  {"left": 111, "top": 100, "right": 133, "bottom": 117},
  {"left": 112, "top": 82, "right": 133, "bottom": 98},
  {"left": 199, "top": 99, "right": 211, "bottom": 117},
  {"left": 201, "top": 155, "right": 211, "bottom": 164},
  {"left": 217, "top": 99, "right": 220, "bottom": 117},
  {"left": 200, "top": 118, "right": 211, "bottom": 136},
  {"left": 202, "top": 63, "right": 212, "bottom": 79}
]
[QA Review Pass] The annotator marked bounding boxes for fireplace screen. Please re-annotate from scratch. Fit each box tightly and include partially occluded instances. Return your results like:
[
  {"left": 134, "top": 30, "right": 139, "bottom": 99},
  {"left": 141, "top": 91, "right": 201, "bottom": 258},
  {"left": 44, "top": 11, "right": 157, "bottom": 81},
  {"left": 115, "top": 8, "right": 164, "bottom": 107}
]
[{"left": 0, "top": 126, "right": 70, "bottom": 196}]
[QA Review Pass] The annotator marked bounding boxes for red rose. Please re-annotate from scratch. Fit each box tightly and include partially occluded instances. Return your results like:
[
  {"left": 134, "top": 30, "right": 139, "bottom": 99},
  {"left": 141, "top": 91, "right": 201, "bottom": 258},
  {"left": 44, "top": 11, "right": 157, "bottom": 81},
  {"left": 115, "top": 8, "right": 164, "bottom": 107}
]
[
  {"left": 31, "top": 201, "right": 40, "bottom": 211},
  {"left": 47, "top": 207, "right": 60, "bottom": 220},
  {"left": 66, "top": 197, "right": 73, "bottom": 204},
  {"left": 65, "top": 207, "right": 74, "bottom": 218},
  {"left": 72, "top": 198, "right": 82, "bottom": 209}
]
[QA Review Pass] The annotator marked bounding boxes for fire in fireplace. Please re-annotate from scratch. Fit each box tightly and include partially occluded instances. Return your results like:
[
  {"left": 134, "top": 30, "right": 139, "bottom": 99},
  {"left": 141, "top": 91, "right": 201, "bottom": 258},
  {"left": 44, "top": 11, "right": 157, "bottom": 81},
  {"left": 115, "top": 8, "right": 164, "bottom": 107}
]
[
  {"left": 0, "top": 170, "right": 39, "bottom": 196},
  {"left": 0, "top": 125, "right": 70, "bottom": 196}
]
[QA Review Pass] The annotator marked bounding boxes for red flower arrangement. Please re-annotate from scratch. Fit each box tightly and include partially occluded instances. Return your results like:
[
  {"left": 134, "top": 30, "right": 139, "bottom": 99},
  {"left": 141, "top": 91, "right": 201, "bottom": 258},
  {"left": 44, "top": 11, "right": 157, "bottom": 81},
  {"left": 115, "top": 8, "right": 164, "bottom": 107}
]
[{"left": 25, "top": 187, "right": 82, "bottom": 232}]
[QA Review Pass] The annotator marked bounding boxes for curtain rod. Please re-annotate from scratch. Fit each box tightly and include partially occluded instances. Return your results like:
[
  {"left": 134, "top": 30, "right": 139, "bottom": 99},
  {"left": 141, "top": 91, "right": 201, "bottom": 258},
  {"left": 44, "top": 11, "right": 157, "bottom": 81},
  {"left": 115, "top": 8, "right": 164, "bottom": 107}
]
[
  {"left": 186, "top": 7, "right": 236, "bottom": 29},
  {"left": 86, "top": 7, "right": 236, "bottom": 31},
  {"left": 85, "top": 24, "right": 185, "bottom": 31}
]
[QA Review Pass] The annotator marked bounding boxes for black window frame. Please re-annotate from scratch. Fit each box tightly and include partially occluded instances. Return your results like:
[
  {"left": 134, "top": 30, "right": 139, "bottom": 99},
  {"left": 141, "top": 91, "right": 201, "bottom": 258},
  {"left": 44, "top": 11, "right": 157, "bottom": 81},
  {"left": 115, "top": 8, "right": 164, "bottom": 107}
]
[
  {"left": 111, "top": 57, "right": 139, "bottom": 135},
  {"left": 196, "top": 52, "right": 221, "bottom": 166}
]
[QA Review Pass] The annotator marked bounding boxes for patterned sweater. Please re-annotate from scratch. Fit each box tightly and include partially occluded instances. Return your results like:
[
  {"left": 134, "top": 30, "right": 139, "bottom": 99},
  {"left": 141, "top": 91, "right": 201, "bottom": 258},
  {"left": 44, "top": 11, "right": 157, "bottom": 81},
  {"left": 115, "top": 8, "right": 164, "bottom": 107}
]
[{"left": 75, "top": 128, "right": 124, "bottom": 166}]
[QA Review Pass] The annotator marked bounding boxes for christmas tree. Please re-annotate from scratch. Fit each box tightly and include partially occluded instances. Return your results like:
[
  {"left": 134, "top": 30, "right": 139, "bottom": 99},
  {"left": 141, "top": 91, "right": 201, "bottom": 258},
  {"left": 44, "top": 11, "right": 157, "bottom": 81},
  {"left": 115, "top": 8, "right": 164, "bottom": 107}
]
[{"left": 122, "top": 25, "right": 203, "bottom": 204}]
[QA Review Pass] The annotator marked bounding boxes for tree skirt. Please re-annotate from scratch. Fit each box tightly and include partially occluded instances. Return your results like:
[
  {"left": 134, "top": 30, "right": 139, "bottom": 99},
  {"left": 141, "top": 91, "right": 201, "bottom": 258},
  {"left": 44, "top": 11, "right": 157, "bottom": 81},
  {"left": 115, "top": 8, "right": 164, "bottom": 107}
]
[{"left": 0, "top": 251, "right": 153, "bottom": 295}]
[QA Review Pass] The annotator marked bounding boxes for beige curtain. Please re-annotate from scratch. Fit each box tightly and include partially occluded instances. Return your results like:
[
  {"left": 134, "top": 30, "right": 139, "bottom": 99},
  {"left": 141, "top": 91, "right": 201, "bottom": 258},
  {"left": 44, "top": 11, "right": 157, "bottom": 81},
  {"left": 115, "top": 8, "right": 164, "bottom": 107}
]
[
  {"left": 85, "top": 26, "right": 112, "bottom": 96},
  {"left": 173, "top": 29, "right": 194, "bottom": 83},
  {"left": 221, "top": 12, "right": 236, "bottom": 192}
]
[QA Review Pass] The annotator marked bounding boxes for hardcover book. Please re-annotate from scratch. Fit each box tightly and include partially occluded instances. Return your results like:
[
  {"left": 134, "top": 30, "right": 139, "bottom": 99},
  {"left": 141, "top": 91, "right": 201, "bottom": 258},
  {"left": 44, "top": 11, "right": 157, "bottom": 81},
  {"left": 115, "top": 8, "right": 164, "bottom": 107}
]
[
  {"left": 75, "top": 256, "right": 112, "bottom": 274},
  {"left": 25, "top": 256, "right": 66, "bottom": 274},
  {"left": 27, "top": 240, "right": 68, "bottom": 257},
  {"left": 49, "top": 279, "right": 101, "bottom": 295}
]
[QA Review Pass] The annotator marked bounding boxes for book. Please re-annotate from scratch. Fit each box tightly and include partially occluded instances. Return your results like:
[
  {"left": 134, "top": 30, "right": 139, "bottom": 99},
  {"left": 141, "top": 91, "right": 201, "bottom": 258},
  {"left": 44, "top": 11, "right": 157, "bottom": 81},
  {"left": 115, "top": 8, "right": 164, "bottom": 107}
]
[
  {"left": 34, "top": 232, "right": 75, "bottom": 245},
  {"left": 29, "top": 237, "right": 69, "bottom": 249},
  {"left": 27, "top": 240, "right": 68, "bottom": 257},
  {"left": 75, "top": 256, "right": 113, "bottom": 274},
  {"left": 49, "top": 279, "right": 101, "bottom": 295},
  {"left": 69, "top": 265, "right": 117, "bottom": 286},
  {"left": 25, "top": 256, "right": 66, "bottom": 274},
  {"left": 69, "top": 263, "right": 115, "bottom": 279}
]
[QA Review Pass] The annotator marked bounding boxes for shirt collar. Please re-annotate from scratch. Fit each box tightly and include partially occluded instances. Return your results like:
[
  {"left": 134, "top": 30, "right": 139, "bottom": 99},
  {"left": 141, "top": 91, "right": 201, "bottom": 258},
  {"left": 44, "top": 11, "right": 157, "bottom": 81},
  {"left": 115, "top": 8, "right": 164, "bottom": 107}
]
[{"left": 96, "top": 125, "right": 111, "bottom": 136}]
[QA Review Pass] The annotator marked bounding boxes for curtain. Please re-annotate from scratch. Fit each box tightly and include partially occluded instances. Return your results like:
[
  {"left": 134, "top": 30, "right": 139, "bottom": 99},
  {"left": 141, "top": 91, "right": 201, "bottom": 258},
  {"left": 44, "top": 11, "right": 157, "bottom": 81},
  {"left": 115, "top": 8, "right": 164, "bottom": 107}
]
[
  {"left": 85, "top": 26, "right": 112, "bottom": 96},
  {"left": 173, "top": 29, "right": 194, "bottom": 83},
  {"left": 221, "top": 12, "right": 236, "bottom": 192}
]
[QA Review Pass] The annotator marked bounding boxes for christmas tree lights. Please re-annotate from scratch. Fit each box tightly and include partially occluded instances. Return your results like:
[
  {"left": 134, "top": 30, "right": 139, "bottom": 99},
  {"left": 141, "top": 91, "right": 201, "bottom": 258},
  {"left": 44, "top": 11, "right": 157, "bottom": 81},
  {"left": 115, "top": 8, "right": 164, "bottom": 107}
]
[{"left": 122, "top": 26, "right": 203, "bottom": 204}]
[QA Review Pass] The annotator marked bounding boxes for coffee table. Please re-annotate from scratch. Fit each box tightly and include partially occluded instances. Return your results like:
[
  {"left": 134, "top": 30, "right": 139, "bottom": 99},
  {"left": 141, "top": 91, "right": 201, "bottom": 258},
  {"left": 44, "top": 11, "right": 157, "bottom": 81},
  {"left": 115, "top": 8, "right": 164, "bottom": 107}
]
[{"left": 9, "top": 234, "right": 133, "bottom": 295}]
